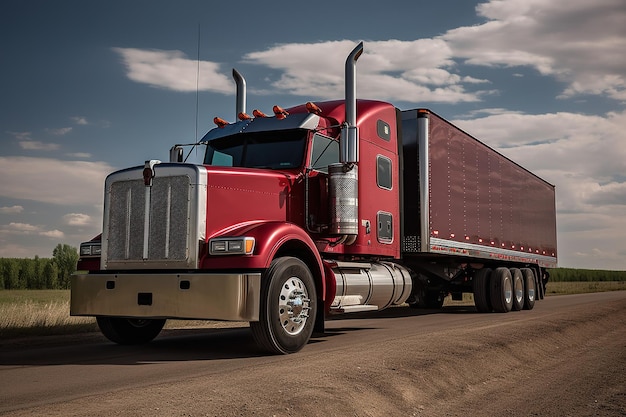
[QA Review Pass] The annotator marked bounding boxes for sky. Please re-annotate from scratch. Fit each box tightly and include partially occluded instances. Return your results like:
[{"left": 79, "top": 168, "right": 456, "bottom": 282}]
[{"left": 1, "top": 0, "right": 625, "bottom": 270}]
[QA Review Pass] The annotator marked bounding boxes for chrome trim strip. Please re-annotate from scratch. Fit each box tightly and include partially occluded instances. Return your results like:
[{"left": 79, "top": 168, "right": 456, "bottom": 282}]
[{"left": 429, "top": 237, "right": 557, "bottom": 268}]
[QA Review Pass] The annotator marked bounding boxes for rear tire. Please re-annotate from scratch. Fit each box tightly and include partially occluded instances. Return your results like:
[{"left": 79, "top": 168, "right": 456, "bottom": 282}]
[
  {"left": 510, "top": 268, "right": 525, "bottom": 311},
  {"left": 473, "top": 268, "right": 492, "bottom": 313},
  {"left": 490, "top": 267, "right": 513, "bottom": 313},
  {"left": 96, "top": 317, "right": 165, "bottom": 345},
  {"left": 250, "top": 257, "right": 317, "bottom": 354},
  {"left": 521, "top": 268, "right": 536, "bottom": 310}
]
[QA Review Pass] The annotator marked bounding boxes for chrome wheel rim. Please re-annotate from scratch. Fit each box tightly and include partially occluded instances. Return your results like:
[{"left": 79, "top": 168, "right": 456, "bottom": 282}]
[{"left": 278, "top": 277, "right": 311, "bottom": 336}]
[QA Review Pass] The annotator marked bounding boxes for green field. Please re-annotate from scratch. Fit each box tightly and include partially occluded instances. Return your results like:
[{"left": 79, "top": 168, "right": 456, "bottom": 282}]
[{"left": 1, "top": 281, "right": 624, "bottom": 339}]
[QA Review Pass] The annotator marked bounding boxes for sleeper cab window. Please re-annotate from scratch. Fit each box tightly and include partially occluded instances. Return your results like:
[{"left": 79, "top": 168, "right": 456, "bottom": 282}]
[{"left": 377, "top": 155, "right": 392, "bottom": 190}]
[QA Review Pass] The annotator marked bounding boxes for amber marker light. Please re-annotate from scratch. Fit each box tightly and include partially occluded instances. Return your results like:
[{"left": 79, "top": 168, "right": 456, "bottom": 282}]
[
  {"left": 238, "top": 112, "right": 252, "bottom": 120},
  {"left": 306, "top": 101, "right": 322, "bottom": 115},
  {"left": 253, "top": 109, "right": 267, "bottom": 118},
  {"left": 214, "top": 117, "right": 229, "bottom": 128},
  {"left": 273, "top": 105, "right": 289, "bottom": 119}
]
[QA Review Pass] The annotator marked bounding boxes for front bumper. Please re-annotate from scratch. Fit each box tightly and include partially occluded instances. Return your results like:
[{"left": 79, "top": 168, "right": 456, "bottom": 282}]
[{"left": 70, "top": 272, "right": 261, "bottom": 321}]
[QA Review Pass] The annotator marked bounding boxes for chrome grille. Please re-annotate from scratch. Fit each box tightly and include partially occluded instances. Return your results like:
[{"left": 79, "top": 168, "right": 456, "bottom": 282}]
[{"left": 103, "top": 165, "right": 204, "bottom": 270}]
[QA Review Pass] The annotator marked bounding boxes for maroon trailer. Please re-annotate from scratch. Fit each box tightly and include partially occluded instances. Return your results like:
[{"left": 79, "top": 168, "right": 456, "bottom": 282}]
[{"left": 71, "top": 42, "right": 557, "bottom": 353}]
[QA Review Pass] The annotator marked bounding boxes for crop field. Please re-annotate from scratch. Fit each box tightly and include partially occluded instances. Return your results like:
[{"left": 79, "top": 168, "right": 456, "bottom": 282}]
[{"left": 1, "top": 280, "right": 624, "bottom": 339}]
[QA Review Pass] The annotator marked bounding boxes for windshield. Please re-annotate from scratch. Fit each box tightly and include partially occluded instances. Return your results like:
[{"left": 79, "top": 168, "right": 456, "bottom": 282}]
[{"left": 203, "top": 130, "right": 307, "bottom": 169}]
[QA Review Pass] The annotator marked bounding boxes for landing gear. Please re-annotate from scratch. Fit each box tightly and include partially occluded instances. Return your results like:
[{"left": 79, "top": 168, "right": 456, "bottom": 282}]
[{"left": 250, "top": 257, "right": 317, "bottom": 354}]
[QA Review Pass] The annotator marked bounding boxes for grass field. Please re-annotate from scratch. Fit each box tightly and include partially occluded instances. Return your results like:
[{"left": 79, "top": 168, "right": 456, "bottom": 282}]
[{"left": 1, "top": 282, "right": 624, "bottom": 339}]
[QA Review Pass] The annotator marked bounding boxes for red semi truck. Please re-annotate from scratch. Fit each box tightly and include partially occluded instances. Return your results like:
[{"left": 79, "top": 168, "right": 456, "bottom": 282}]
[{"left": 71, "top": 43, "right": 557, "bottom": 354}]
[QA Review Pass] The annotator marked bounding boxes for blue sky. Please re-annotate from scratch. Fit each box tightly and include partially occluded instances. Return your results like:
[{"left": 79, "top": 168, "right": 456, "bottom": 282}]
[{"left": 1, "top": 0, "right": 625, "bottom": 270}]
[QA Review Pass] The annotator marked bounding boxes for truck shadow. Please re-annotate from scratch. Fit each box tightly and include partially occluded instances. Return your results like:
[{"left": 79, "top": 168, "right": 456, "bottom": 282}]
[{"left": 0, "top": 306, "right": 478, "bottom": 366}]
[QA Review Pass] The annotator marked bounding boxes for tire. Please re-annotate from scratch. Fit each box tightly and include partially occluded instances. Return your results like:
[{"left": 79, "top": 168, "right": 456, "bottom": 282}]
[
  {"left": 96, "top": 317, "right": 165, "bottom": 345},
  {"left": 521, "top": 268, "right": 536, "bottom": 310},
  {"left": 472, "top": 268, "right": 492, "bottom": 313},
  {"left": 510, "top": 268, "right": 525, "bottom": 311},
  {"left": 490, "top": 267, "right": 513, "bottom": 313},
  {"left": 250, "top": 257, "right": 317, "bottom": 354}
]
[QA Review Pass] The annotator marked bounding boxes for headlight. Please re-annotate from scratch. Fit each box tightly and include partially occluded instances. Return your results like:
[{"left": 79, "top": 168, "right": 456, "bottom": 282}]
[
  {"left": 209, "top": 237, "right": 255, "bottom": 255},
  {"left": 80, "top": 242, "right": 102, "bottom": 257}
]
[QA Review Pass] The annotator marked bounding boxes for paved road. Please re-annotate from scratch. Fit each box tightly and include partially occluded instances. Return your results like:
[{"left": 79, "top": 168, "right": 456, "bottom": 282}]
[{"left": 1, "top": 291, "right": 625, "bottom": 416}]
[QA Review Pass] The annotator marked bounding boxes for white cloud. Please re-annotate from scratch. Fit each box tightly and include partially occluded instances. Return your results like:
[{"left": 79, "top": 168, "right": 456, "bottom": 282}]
[
  {"left": 63, "top": 213, "right": 92, "bottom": 226},
  {"left": 19, "top": 140, "right": 61, "bottom": 151},
  {"left": 6, "top": 222, "right": 40, "bottom": 232},
  {"left": 46, "top": 127, "right": 73, "bottom": 136},
  {"left": 0, "top": 223, "right": 64, "bottom": 239},
  {"left": 0, "top": 205, "right": 24, "bottom": 214},
  {"left": 0, "top": 157, "right": 114, "bottom": 206},
  {"left": 243, "top": 40, "right": 487, "bottom": 103},
  {"left": 7, "top": 131, "right": 32, "bottom": 140},
  {"left": 66, "top": 152, "right": 92, "bottom": 158},
  {"left": 40, "top": 229, "right": 65, "bottom": 239},
  {"left": 113, "top": 47, "right": 233, "bottom": 93},
  {"left": 71, "top": 116, "right": 88, "bottom": 125},
  {"left": 442, "top": 0, "right": 626, "bottom": 100}
]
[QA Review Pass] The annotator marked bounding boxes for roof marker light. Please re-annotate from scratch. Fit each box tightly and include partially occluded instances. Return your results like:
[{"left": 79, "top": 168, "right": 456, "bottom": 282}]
[
  {"left": 238, "top": 112, "right": 252, "bottom": 120},
  {"left": 273, "top": 105, "right": 289, "bottom": 119},
  {"left": 214, "top": 117, "right": 229, "bottom": 128},
  {"left": 306, "top": 101, "right": 322, "bottom": 115},
  {"left": 253, "top": 109, "right": 267, "bottom": 118}
]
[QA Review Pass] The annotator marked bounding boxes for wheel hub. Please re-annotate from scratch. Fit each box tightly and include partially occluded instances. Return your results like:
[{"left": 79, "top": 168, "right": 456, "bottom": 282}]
[{"left": 278, "top": 277, "right": 311, "bottom": 335}]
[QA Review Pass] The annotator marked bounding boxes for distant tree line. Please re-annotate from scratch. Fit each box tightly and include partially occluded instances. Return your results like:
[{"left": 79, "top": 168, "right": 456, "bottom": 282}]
[
  {"left": 0, "top": 244, "right": 79, "bottom": 290},
  {"left": 548, "top": 267, "right": 626, "bottom": 282}
]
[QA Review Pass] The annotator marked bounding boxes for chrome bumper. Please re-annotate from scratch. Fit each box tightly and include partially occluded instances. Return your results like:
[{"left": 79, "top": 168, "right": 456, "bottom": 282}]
[{"left": 70, "top": 272, "right": 261, "bottom": 321}]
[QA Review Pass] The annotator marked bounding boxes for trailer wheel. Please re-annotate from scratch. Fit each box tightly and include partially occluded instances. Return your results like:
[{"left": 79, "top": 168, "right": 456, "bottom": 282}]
[
  {"left": 510, "top": 268, "right": 525, "bottom": 311},
  {"left": 490, "top": 267, "right": 513, "bottom": 313},
  {"left": 96, "top": 317, "right": 166, "bottom": 345},
  {"left": 521, "top": 268, "right": 536, "bottom": 310},
  {"left": 472, "top": 268, "right": 492, "bottom": 313},
  {"left": 250, "top": 257, "right": 317, "bottom": 354}
]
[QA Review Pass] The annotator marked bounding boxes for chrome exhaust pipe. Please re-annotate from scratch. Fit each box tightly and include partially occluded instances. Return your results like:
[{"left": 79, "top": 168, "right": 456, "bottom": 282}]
[
  {"left": 340, "top": 42, "right": 364, "bottom": 164},
  {"left": 232, "top": 68, "right": 246, "bottom": 118}
]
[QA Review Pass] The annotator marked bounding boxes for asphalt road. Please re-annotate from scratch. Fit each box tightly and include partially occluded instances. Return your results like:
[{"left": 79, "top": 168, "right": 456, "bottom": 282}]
[{"left": 1, "top": 291, "right": 625, "bottom": 416}]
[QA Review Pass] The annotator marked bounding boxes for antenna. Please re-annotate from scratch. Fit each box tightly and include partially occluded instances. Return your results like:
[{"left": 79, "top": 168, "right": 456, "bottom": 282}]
[{"left": 195, "top": 23, "right": 201, "bottom": 142}]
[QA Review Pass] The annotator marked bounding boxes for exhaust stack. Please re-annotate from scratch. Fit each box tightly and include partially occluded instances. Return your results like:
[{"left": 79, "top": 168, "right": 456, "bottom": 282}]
[
  {"left": 340, "top": 42, "right": 363, "bottom": 164},
  {"left": 232, "top": 68, "right": 246, "bottom": 119},
  {"left": 329, "top": 42, "right": 363, "bottom": 243}
]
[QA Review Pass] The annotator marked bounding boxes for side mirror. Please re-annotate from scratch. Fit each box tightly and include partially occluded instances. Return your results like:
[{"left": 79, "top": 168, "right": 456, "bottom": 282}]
[{"left": 169, "top": 146, "right": 183, "bottom": 163}]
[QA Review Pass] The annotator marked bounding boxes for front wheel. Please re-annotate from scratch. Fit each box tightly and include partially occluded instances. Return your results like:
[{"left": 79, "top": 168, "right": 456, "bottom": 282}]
[
  {"left": 96, "top": 317, "right": 166, "bottom": 345},
  {"left": 250, "top": 257, "right": 317, "bottom": 354}
]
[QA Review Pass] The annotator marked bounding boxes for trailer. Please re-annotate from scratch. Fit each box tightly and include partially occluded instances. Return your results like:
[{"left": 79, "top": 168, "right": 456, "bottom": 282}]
[{"left": 71, "top": 42, "right": 557, "bottom": 354}]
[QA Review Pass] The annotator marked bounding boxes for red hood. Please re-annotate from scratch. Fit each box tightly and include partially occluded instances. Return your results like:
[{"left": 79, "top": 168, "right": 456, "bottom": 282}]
[{"left": 204, "top": 166, "right": 302, "bottom": 240}]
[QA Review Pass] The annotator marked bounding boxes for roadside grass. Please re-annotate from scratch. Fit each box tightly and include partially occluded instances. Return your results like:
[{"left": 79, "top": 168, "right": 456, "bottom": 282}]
[
  {"left": 545, "top": 280, "right": 626, "bottom": 295},
  {"left": 1, "top": 282, "right": 624, "bottom": 339},
  {"left": 0, "top": 290, "right": 97, "bottom": 338},
  {"left": 0, "top": 290, "right": 244, "bottom": 339}
]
